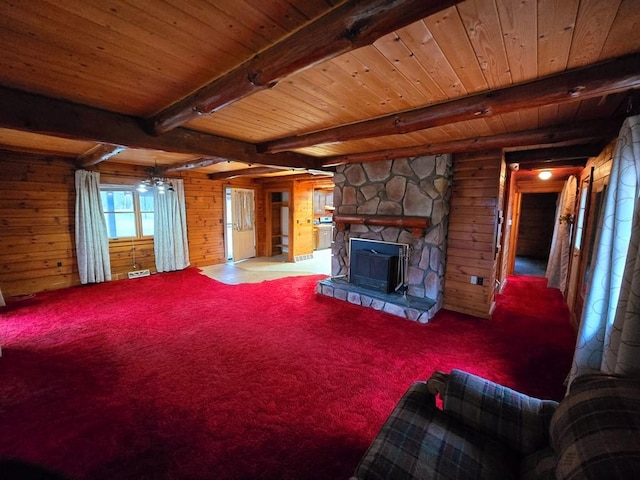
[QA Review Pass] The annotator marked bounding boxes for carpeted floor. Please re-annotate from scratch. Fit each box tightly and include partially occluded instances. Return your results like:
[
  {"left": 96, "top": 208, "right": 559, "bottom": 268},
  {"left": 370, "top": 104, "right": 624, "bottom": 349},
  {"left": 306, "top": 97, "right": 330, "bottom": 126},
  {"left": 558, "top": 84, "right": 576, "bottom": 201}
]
[{"left": 0, "top": 269, "right": 575, "bottom": 479}]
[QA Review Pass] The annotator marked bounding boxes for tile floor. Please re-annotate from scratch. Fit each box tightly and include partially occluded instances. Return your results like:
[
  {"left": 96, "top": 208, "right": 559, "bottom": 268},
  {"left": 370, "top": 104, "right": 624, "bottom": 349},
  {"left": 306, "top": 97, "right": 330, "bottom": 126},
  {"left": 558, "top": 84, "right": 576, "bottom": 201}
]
[{"left": 200, "top": 248, "right": 332, "bottom": 284}]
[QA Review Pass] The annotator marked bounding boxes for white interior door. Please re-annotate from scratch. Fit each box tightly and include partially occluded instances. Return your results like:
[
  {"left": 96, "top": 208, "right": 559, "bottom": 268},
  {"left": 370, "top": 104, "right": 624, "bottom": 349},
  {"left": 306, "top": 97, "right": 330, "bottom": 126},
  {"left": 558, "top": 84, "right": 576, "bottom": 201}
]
[{"left": 231, "top": 188, "right": 256, "bottom": 261}]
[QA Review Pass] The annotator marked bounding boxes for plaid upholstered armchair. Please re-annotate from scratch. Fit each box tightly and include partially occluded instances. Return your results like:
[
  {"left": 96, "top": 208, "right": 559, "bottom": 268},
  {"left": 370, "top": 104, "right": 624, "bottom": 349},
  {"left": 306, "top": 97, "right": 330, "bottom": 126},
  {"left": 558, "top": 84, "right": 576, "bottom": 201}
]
[{"left": 351, "top": 369, "right": 640, "bottom": 480}]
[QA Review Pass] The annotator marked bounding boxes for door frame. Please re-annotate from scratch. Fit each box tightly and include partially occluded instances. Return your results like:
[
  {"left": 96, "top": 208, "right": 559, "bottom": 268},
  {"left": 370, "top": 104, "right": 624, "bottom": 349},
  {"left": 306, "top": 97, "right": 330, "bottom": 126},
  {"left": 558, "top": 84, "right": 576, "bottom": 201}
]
[
  {"left": 225, "top": 186, "right": 257, "bottom": 262},
  {"left": 265, "top": 187, "right": 293, "bottom": 262}
]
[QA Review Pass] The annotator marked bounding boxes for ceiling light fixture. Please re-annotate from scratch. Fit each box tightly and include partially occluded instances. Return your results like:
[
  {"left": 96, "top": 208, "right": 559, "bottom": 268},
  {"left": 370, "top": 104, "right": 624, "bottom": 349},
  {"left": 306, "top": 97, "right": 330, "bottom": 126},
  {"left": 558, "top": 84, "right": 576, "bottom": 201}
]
[
  {"left": 538, "top": 170, "right": 552, "bottom": 180},
  {"left": 137, "top": 167, "right": 174, "bottom": 194}
]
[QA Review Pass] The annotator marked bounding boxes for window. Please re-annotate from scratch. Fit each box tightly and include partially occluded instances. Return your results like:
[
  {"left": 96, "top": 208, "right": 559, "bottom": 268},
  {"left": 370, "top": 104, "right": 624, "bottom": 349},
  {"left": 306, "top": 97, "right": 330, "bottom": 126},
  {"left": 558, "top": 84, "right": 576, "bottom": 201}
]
[{"left": 100, "top": 186, "right": 154, "bottom": 239}]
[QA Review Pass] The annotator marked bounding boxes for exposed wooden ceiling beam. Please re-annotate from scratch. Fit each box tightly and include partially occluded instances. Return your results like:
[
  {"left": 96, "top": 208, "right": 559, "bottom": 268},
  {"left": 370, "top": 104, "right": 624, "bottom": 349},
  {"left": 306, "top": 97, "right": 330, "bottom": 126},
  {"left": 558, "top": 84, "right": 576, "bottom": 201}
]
[
  {"left": 75, "top": 143, "right": 126, "bottom": 168},
  {"left": 207, "top": 167, "right": 284, "bottom": 181},
  {"left": 146, "top": 0, "right": 462, "bottom": 134},
  {"left": 261, "top": 53, "right": 640, "bottom": 153},
  {"left": 162, "top": 157, "right": 227, "bottom": 174},
  {"left": 513, "top": 158, "right": 588, "bottom": 170},
  {"left": 0, "top": 86, "right": 320, "bottom": 170},
  {"left": 506, "top": 144, "right": 605, "bottom": 165},
  {"left": 321, "top": 119, "right": 621, "bottom": 166}
]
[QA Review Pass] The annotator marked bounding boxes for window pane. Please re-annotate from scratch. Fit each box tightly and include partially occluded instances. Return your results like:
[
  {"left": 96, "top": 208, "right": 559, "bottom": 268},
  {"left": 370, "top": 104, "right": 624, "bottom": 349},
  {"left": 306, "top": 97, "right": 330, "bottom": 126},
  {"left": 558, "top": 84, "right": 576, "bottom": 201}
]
[
  {"left": 100, "top": 191, "right": 110, "bottom": 210},
  {"left": 104, "top": 212, "right": 137, "bottom": 238},
  {"left": 141, "top": 212, "right": 154, "bottom": 236},
  {"left": 139, "top": 190, "right": 154, "bottom": 211},
  {"left": 101, "top": 190, "right": 134, "bottom": 213}
]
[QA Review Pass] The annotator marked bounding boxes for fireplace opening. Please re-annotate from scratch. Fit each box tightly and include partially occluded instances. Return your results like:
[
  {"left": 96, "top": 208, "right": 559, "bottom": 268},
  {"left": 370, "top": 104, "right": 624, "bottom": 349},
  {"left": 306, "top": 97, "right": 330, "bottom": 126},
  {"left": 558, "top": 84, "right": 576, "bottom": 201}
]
[
  {"left": 352, "top": 250, "right": 398, "bottom": 293},
  {"left": 349, "top": 239, "right": 408, "bottom": 294}
]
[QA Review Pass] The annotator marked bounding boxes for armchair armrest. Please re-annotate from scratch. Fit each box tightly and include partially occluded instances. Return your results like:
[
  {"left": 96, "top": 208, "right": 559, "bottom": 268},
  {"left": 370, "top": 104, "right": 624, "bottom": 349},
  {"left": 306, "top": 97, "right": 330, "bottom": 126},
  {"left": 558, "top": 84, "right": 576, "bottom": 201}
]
[{"left": 439, "top": 369, "right": 558, "bottom": 456}]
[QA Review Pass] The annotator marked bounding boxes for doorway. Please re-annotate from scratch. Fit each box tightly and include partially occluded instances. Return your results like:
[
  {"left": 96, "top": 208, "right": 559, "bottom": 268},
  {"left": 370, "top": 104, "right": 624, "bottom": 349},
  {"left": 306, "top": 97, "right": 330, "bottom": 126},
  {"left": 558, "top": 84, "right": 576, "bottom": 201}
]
[
  {"left": 266, "top": 189, "right": 292, "bottom": 261},
  {"left": 513, "top": 193, "right": 558, "bottom": 276},
  {"left": 224, "top": 187, "right": 256, "bottom": 262}
]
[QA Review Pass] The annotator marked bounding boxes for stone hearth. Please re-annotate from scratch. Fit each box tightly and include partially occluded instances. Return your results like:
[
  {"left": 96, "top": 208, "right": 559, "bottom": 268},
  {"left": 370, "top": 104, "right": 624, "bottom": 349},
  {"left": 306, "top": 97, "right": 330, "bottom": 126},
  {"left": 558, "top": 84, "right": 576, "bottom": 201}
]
[{"left": 316, "top": 278, "right": 437, "bottom": 322}]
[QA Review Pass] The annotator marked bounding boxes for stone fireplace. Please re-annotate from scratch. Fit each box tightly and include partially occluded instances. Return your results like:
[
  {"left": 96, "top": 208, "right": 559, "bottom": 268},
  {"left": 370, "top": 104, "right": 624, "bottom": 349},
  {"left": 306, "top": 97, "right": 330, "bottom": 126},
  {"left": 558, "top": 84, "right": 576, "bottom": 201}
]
[{"left": 317, "top": 154, "right": 452, "bottom": 323}]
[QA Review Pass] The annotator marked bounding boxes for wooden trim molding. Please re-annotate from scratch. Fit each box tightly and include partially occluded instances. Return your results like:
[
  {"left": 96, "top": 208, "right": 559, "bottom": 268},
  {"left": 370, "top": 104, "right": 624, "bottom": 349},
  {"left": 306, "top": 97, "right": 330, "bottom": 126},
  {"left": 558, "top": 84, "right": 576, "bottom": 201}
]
[{"left": 333, "top": 214, "right": 429, "bottom": 237}]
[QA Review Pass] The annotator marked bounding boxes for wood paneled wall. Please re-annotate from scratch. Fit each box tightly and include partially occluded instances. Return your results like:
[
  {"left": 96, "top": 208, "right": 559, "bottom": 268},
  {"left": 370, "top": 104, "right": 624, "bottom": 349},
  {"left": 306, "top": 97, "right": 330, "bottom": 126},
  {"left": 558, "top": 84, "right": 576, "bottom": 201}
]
[
  {"left": 0, "top": 152, "right": 76, "bottom": 295},
  {"left": 0, "top": 153, "right": 266, "bottom": 297},
  {"left": 444, "top": 151, "right": 502, "bottom": 319}
]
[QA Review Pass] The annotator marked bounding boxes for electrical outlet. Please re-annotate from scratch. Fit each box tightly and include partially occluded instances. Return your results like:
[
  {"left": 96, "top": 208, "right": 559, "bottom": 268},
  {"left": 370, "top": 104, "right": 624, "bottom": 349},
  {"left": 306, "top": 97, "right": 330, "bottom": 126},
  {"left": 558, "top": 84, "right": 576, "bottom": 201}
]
[
  {"left": 470, "top": 275, "right": 478, "bottom": 284},
  {"left": 477, "top": 277, "right": 484, "bottom": 286}
]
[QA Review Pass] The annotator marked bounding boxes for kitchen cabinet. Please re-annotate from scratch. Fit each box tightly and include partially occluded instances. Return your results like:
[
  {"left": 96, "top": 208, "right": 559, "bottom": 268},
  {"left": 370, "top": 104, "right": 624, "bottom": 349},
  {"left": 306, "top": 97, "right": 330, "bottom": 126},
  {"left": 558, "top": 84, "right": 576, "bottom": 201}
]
[
  {"left": 314, "top": 190, "right": 334, "bottom": 214},
  {"left": 315, "top": 225, "right": 333, "bottom": 250}
]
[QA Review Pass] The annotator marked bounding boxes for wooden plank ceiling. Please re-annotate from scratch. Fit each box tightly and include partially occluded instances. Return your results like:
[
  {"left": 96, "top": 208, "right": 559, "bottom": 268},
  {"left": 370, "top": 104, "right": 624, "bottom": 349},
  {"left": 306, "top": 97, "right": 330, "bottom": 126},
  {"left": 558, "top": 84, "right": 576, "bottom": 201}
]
[{"left": 0, "top": 0, "right": 638, "bottom": 180}]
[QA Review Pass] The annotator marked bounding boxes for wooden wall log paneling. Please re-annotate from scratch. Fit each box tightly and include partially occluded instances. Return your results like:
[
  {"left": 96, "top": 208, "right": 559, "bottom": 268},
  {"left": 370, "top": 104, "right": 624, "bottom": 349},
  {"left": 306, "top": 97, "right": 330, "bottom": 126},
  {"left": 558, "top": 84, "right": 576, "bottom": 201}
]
[
  {"left": 0, "top": 153, "right": 270, "bottom": 297},
  {"left": 449, "top": 205, "right": 497, "bottom": 221},
  {"left": 450, "top": 196, "right": 498, "bottom": 209},
  {"left": 0, "top": 152, "right": 332, "bottom": 297},
  {"left": 444, "top": 151, "right": 502, "bottom": 318},
  {"left": 0, "top": 156, "right": 76, "bottom": 295}
]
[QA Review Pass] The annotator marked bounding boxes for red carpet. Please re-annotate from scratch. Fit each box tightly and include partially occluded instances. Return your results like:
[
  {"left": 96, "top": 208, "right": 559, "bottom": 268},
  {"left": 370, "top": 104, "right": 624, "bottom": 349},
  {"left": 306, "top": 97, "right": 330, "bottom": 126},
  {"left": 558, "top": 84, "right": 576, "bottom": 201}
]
[{"left": 0, "top": 269, "right": 575, "bottom": 479}]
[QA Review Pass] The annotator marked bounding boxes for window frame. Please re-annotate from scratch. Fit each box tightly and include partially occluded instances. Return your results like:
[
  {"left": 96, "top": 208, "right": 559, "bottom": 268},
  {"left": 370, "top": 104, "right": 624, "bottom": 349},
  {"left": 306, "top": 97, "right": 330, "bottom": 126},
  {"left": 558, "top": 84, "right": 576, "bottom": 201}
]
[{"left": 100, "top": 184, "right": 154, "bottom": 241}]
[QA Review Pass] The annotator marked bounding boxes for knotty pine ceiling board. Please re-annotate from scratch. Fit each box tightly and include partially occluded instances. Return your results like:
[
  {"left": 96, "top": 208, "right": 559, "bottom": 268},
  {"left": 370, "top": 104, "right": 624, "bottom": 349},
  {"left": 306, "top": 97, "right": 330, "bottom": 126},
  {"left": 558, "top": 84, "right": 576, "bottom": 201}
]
[
  {"left": 536, "top": 0, "right": 579, "bottom": 76},
  {"left": 0, "top": 0, "right": 338, "bottom": 117},
  {"left": 191, "top": 0, "right": 636, "bottom": 150},
  {"left": 0, "top": 0, "right": 637, "bottom": 173},
  {"left": 0, "top": 129, "right": 96, "bottom": 157},
  {"left": 454, "top": 0, "right": 513, "bottom": 88},
  {"left": 496, "top": 0, "right": 539, "bottom": 84},
  {"left": 567, "top": 0, "right": 623, "bottom": 69},
  {"left": 600, "top": 0, "right": 640, "bottom": 59}
]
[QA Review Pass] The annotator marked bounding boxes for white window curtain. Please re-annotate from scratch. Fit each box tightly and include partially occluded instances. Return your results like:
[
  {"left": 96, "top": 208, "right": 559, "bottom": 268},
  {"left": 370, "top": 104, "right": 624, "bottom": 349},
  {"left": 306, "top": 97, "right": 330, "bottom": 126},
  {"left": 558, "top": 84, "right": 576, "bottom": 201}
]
[
  {"left": 75, "top": 169, "right": 111, "bottom": 284},
  {"left": 567, "top": 114, "right": 640, "bottom": 386},
  {"left": 233, "top": 189, "right": 254, "bottom": 231},
  {"left": 546, "top": 175, "right": 577, "bottom": 293},
  {"left": 154, "top": 178, "right": 190, "bottom": 272}
]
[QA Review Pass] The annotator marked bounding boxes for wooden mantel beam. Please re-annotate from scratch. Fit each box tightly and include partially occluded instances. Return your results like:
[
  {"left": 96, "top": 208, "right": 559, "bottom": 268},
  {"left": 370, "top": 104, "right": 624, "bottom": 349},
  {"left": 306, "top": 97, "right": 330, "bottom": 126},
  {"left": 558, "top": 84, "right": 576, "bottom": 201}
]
[
  {"left": 261, "top": 53, "right": 640, "bottom": 153},
  {"left": 321, "top": 119, "right": 621, "bottom": 167},
  {"left": 208, "top": 166, "right": 285, "bottom": 181},
  {"left": 334, "top": 214, "right": 429, "bottom": 237},
  {"left": 146, "top": 0, "right": 462, "bottom": 134},
  {"left": 0, "top": 86, "right": 321, "bottom": 170},
  {"left": 75, "top": 143, "right": 126, "bottom": 168}
]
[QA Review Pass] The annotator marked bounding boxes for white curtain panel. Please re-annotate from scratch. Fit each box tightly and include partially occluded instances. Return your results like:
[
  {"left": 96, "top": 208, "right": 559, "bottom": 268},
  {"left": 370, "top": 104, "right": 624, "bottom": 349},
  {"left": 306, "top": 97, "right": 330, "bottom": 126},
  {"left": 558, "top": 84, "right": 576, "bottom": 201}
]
[
  {"left": 233, "top": 189, "right": 254, "bottom": 231},
  {"left": 567, "top": 114, "right": 640, "bottom": 386},
  {"left": 75, "top": 169, "right": 111, "bottom": 284},
  {"left": 546, "top": 175, "right": 577, "bottom": 293},
  {"left": 154, "top": 178, "right": 190, "bottom": 272}
]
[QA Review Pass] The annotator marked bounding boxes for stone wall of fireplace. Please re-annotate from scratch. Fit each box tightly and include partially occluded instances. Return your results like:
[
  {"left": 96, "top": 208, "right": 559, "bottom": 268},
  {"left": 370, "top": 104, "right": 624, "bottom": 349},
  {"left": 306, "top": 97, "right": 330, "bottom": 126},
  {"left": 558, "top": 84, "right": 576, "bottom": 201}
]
[{"left": 330, "top": 154, "right": 452, "bottom": 314}]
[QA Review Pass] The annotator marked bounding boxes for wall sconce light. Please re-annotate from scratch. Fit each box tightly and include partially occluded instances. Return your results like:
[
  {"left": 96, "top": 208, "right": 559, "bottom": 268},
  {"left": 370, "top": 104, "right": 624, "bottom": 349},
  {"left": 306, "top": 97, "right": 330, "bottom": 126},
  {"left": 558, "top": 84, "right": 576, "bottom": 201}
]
[{"left": 538, "top": 170, "right": 552, "bottom": 180}]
